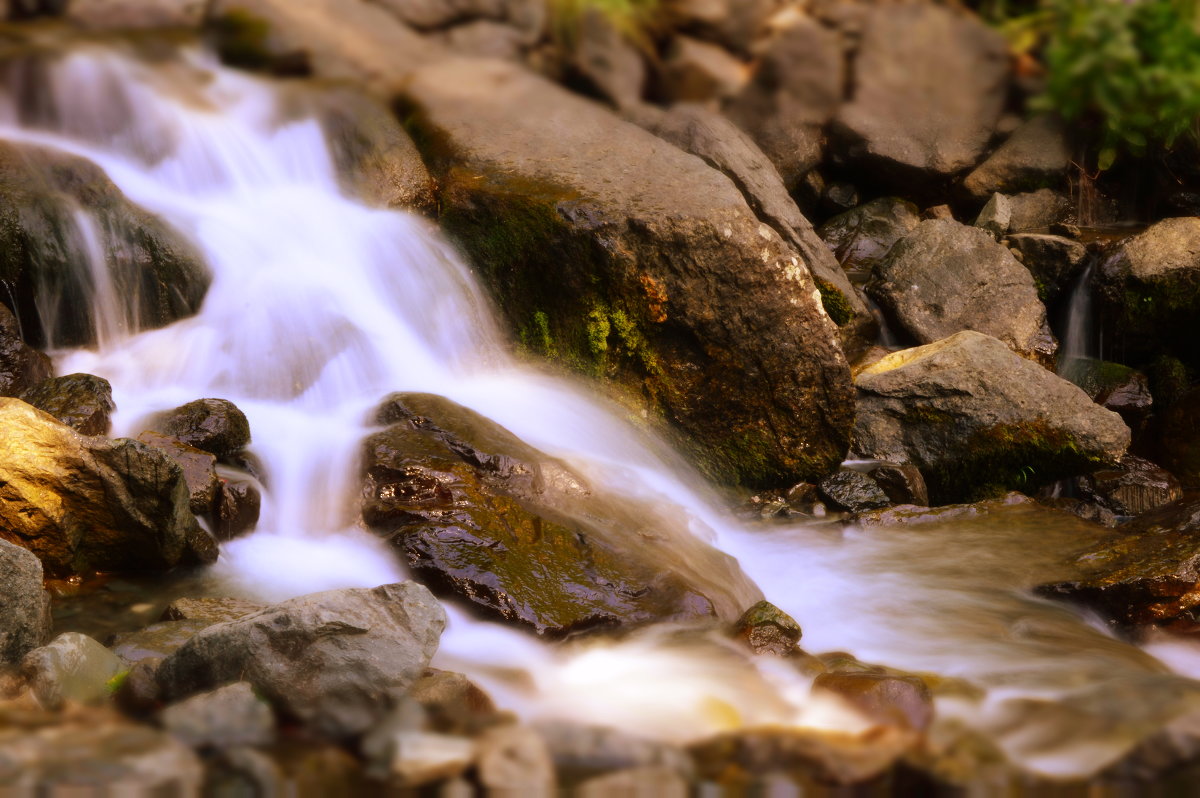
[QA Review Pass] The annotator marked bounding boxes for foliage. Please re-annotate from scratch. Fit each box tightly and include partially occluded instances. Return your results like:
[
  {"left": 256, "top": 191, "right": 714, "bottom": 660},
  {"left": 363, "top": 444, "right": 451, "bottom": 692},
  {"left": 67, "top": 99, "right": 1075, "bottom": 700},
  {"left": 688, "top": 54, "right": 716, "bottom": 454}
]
[{"left": 547, "top": 0, "right": 662, "bottom": 48}]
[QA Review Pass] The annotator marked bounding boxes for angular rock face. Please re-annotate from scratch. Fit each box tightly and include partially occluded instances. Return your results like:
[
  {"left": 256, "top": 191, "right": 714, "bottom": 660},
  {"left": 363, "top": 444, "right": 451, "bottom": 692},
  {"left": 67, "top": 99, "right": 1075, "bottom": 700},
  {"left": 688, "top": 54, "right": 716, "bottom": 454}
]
[
  {"left": 149, "top": 397, "right": 251, "bottom": 457},
  {"left": 962, "top": 115, "right": 1071, "bottom": 201},
  {"left": 0, "top": 302, "right": 50, "bottom": 398},
  {"left": 832, "top": 4, "right": 1007, "bottom": 184},
  {"left": 0, "top": 398, "right": 198, "bottom": 576},
  {"left": 401, "top": 58, "right": 854, "bottom": 488},
  {"left": 362, "top": 392, "right": 758, "bottom": 637},
  {"left": 1007, "top": 233, "right": 1088, "bottom": 303},
  {"left": 1071, "top": 455, "right": 1182, "bottom": 519},
  {"left": 157, "top": 582, "right": 446, "bottom": 739},
  {"left": 136, "top": 431, "right": 219, "bottom": 516},
  {"left": 853, "top": 331, "right": 1130, "bottom": 502},
  {"left": 0, "top": 539, "right": 50, "bottom": 664},
  {"left": 20, "top": 373, "right": 114, "bottom": 436},
  {"left": 870, "top": 219, "right": 1056, "bottom": 365}
]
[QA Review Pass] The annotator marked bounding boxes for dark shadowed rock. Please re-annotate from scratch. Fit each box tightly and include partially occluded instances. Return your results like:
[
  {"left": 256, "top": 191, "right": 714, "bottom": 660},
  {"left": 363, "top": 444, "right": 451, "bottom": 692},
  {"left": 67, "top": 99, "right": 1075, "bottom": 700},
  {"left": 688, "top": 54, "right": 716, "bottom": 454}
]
[
  {"left": 870, "top": 219, "right": 1057, "bottom": 364},
  {"left": 137, "top": 431, "right": 219, "bottom": 516},
  {"left": 408, "top": 668, "right": 498, "bottom": 735},
  {"left": 733, "top": 600, "right": 802, "bottom": 657},
  {"left": 19, "top": 373, "right": 114, "bottom": 436},
  {"left": 1154, "top": 387, "right": 1200, "bottom": 487},
  {"left": 401, "top": 58, "right": 853, "bottom": 487},
  {"left": 0, "top": 539, "right": 50, "bottom": 664},
  {"left": 963, "top": 115, "right": 1070, "bottom": 201},
  {"left": 0, "top": 303, "right": 50, "bottom": 398},
  {"left": 854, "top": 332, "right": 1130, "bottom": 503},
  {"left": 1061, "top": 359, "right": 1153, "bottom": 432},
  {"left": 859, "top": 462, "right": 928, "bottom": 507},
  {"left": 1007, "top": 233, "right": 1088, "bottom": 303},
  {"left": 149, "top": 397, "right": 251, "bottom": 457},
  {"left": 818, "top": 469, "right": 891, "bottom": 512},
  {"left": 157, "top": 582, "right": 445, "bottom": 739},
  {"left": 215, "top": 476, "right": 261, "bottom": 540},
  {"left": 161, "top": 681, "right": 276, "bottom": 749},
  {"left": 114, "top": 657, "right": 164, "bottom": 716},
  {"left": 817, "top": 197, "right": 921, "bottom": 280},
  {"left": 1070, "top": 454, "right": 1182, "bottom": 519}
]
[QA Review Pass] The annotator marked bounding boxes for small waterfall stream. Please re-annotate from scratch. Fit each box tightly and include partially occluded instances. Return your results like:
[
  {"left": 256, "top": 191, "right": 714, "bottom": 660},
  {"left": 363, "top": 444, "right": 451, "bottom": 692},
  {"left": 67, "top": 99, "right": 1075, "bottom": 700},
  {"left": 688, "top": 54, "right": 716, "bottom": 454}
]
[
  {"left": 6, "top": 44, "right": 1200, "bottom": 780},
  {"left": 1058, "top": 257, "right": 1102, "bottom": 384}
]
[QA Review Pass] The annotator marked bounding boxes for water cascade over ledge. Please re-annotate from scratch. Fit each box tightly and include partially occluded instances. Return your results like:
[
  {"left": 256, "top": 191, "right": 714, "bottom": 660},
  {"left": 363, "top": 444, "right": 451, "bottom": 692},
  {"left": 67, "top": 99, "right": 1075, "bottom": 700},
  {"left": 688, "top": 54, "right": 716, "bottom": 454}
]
[{"left": 7, "top": 44, "right": 1200, "bottom": 782}]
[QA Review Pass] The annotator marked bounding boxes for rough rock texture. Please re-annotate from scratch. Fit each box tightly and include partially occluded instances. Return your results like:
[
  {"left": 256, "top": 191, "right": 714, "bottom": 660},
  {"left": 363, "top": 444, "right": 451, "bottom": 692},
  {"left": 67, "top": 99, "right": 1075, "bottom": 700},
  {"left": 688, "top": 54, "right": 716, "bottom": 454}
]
[
  {"left": 974, "top": 192, "right": 1011, "bottom": 239},
  {"left": 162, "top": 597, "right": 267, "bottom": 625},
  {"left": 832, "top": 4, "right": 1008, "bottom": 184},
  {"left": 661, "top": 34, "right": 746, "bottom": 103},
  {"left": 157, "top": 582, "right": 446, "bottom": 739},
  {"left": 817, "top": 469, "right": 891, "bottom": 512},
  {"left": 853, "top": 331, "right": 1130, "bottom": 502},
  {"left": 362, "top": 392, "right": 757, "bottom": 636},
  {"left": 137, "top": 431, "right": 219, "bottom": 515},
  {"left": 1007, "top": 233, "right": 1089, "bottom": 303},
  {"left": 569, "top": 8, "right": 646, "bottom": 109},
  {"left": 0, "top": 302, "right": 50, "bottom": 398},
  {"left": 401, "top": 58, "right": 854, "bottom": 487},
  {"left": 109, "top": 619, "right": 212, "bottom": 667},
  {"left": 161, "top": 681, "right": 276, "bottom": 749},
  {"left": 733, "top": 600, "right": 802, "bottom": 657},
  {"left": 817, "top": 197, "right": 921, "bottom": 279},
  {"left": 1007, "top": 188, "right": 1071, "bottom": 233},
  {"left": 1063, "top": 359, "right": 1154, "bottom": 432},
  {"left": 0, "top": 399, "right": 200, "bottom": 576},
  {"left": 214, "top": 476, "right": 262, "bottom": 540},
  {"left": 1070, "top": 454, "right": 1182, "bottom": 519},
  {"left": 870, "top": 219, "right": 1057, "bottom": 364},
  {"left": 19, "top": 373, "right": 114, "bottom": 436},
  {"left": 21, "top": 632, "right": 122, "bottom": 710},
  {"left": 149, "top": 397, "right": 251, "bottom": 457},
  {"left": 962, "top": 115, "right": 1071, "bottom": 201},
  {"left": 0, "top": 539, "right": 50, "bottom": 664}
]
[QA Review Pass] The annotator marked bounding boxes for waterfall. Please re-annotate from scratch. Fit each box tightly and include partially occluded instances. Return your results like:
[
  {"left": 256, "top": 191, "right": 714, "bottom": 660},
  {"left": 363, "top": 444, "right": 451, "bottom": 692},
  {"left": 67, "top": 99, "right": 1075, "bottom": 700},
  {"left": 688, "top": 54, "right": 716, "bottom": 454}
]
[
  {"left": 1058, "top": 256, "right": 1101, "bottom": 383},
  {"left": 5, "top": 44, "right": 1200, "bottom": 779}
]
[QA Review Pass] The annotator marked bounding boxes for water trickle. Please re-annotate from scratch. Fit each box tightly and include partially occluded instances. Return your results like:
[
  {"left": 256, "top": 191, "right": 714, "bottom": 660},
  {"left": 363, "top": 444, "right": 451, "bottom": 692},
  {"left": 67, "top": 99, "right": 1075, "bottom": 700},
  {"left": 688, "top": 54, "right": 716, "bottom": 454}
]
[{"left": 1057, "top": 256, "right": 1101, "bottom": 382}]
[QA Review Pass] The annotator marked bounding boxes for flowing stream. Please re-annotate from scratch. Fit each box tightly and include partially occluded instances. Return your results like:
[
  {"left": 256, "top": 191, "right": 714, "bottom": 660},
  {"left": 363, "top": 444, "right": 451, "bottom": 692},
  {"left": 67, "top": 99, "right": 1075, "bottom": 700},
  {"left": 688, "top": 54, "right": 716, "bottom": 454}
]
[{"left": 8, "top": 45, "right": 1200, "bottom": 782}]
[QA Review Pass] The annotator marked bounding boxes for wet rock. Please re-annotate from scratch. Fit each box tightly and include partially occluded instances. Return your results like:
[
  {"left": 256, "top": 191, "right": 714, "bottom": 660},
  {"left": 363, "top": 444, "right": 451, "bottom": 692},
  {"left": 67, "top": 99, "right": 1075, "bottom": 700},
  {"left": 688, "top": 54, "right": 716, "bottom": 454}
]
[
  {"left": 854, "top": 332, "right": 1130, "bottom": 503},
  {"left": 408, "top": 669, "right": 498, "bottom": 735},
  {"left": 818, "top": 469, "right": 892, "bottom": 512},
  {"left": 962, "top": 115, "right": 1071, "bottom": 201},
  {"left": 20, "top": 632, "right": 122, "bottom": 710},
  {"left": 0, "top": 539, "right": 50, "bottom": 664},
  {"left": 157, "top": 582, "right": 446, "bottom": 739},
  {"left": 832, "top": 4, "right": 1007, "bottom": 184},
  {"left": 861, "top": 462, "right": 929, "bottom": 507},
  {"left": 724, "top": 18, "right": 842, "bottom": 188},
  {"left": 871, "top": 219, "right": 1057, "bottom": 365},
  {"left": 0, "top": 303, "right": 50, "bottom": 398},
  {"left": 812, "top": 672, "right": 933, "bottom": 732},
  {"left": 1042, "top": 496, "right": 1119, "bottom": 528},
  {"left": 214, "top": 476, "right": 262, "bottom": 540},
  {"left": 362, "top": 393, "right": 755, "bottom": 636},
  {"left": 1071, "top": 455, "right": 1182, "bottom": 519},
  {"left": 576, "top": 766, "right": 689, "bottom": 797},
  {"left": 1007, "top": 188, "right": 1071, "bottom": 233},
  {"left": 108, "top": 619, "right": 211, "bottom": 667},
  {"left": 535, "top": 721, "right": 693, "bottom": 780},
  {"left": 854, "top": 493, "right": 1034, "bottom": 527},
  {"left": 19, "top": 373, "right": 114, "bottom": 436},
  {"left": 113, "top": 657, "right": 163, "bottom": 716},
  {"left": 0, "top": 399, "right": 198, "bottom": 576},
  {"left": 136, "top": 430, "right": 219, "bottom": 516},
  {"left": 476, "top": 724, "right": 556, "bottom": 793},
  {"left": 402, "top": 59, "right": 854, "bottom": 488},
  {"left": 361, "top": 725, "right": 475, "bottom": 786},
  {"left": 149, "top": 397, "right": 251, "bottom": 457},
  {"left": 817, "top": 197, "right": 921, "bottom": 279},
  {"left": 660, "top": 35, "right": 746, "bottom": 103},
  {"left": 569, "top": 8, "right": 646, "bottom": 109},
  {"left": 162, "top": 681, "right": 275, "bottom": 749},
  {"left": 1007, "top": 233, "right": 1089, "bottom": 303},
  {"left": 974, "top": 192, "right": 1011, "bottom": 239},
  {"left": 733, "top": 600, "right": 802, "bottom": 657},
  {"left": 162, "top": 596, "right": 267, "bottom": 625}
]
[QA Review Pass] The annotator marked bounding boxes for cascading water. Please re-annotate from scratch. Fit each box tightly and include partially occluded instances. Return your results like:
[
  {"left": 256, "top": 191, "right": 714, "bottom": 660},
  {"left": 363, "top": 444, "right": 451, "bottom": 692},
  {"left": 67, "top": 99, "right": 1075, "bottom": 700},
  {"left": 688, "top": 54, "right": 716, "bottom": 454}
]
[
  {"left": 1058, "top": 257, "right": 1102, "bottom": 384},
  {"left": 8, "top": 43, "right": 1200, "bottom": 782}
]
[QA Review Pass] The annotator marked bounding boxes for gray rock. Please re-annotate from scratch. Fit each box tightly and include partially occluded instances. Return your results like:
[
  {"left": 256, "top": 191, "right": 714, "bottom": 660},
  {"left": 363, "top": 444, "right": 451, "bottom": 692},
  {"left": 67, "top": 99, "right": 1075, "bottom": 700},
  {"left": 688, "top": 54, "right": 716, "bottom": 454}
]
[
  {"left": 1008, "top": 188, "right": 1071, "bottom": 233},
  {"left": 963, "top": 115, "right": 1071, "bottom": 201},
  {"left": 162, "top": 596, "right": 267, "bottom": 625},
  {"left": 149, "top": 397, "right": 251, "bottom": 457},
  {"left": 401, "top": 58, "right": 854, "bottom": 488},
  {"left": 535, "top": 721, "right": 693, "bottom": 777},
  {"left": 476, "top": 724, "right": 555, "bottom": 793},
  {"left": 871, "top": 219, "right": 1057, "bottom": 365},
  {"left": 570, "top": 8, "right": 646, "bottom": 109},
  {"left": 860, "top": 462, "right": 928, "bottom": 507},
  {"left": 0, "top": 539, "right": 50, "bottom": 664},
  {"left": 19, "top": 373, "right": 114, "bottom": 436},
  {"left": 0, "top": 303, "right": 50, "bottom": 399},
  {"left": 361, "top": 724, "right": 475, "bottom": 785},
  {"left": 833, "top": 4, "right": 1007, "bottom": 182},
  {"left": 854, "top": 331, "right": 1130, "bottom": 502},
  {"left": 157, "top": 582, "right": 446, "bottom": 739},
  {"left": 109, "top": 619, "right": 211, "bottom": 667},
  {"left": 20, "top": 632, "right": 122, "bottom": 709},
  {"left": 64, "top": 0, "right": 206, "bottom": 29},
  {"left": 817, "top": 197, "right": 921, "bottom": 278},
  {"left": 817, "top": 469, "right": 891, "bottom": 512},
  {"left": 974, "top": 192, "right": 1012, "bottom": 239},
  {"left": 438, "top": 19, "right": 527, "bottom": 60},
  {"left": 369, "top": 0, "right": 504, "bottom": 30},
  {"left": 162, "top": 681, "right": 276, "bottom": 749},
  {"left": 1007, "top": 233, "right": 1089, "bottom": 303},
  {"left": 113, "top": 657, "right": 163, "bottom": 716},
  {"left": 660, "top": 35, "right": 746, "bottom": 103}
]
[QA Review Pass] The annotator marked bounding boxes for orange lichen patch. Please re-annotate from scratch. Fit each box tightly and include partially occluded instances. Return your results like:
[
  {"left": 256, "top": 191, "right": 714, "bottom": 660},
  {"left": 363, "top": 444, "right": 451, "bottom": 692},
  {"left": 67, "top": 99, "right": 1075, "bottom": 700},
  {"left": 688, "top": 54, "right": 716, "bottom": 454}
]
[{"left": 639, "top": 273, "right": 669, "bottom": 323}]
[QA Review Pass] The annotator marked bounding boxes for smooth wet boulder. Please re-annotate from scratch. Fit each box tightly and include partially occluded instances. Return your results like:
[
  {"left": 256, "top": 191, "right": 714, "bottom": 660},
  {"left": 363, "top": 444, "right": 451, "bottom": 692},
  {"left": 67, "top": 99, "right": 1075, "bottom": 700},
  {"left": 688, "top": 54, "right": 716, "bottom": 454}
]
[
  {"left": 870, "top": 219, "right": 1057, "bottom": 364},
  {"left": 136, "top": 431, "right": 219, "bottom": 516},
  {"left": 831, "top": 4, "right": 1007, "bottom": 185},
  {"left": 962, "top": 115, "right": 1071, "bottom": 201},
  {"left": 19, "top": 373, "right": 114, "bottom": 436},
  {"left": 732, "top": 601, "right": 802, "bottom": 658},
  {"left": 0, "top": 398, "right": 199, "bottom": 576},
  {"left": 1007, "top": 233, "right": 1088, "bottom": 303},
  {"left": 853, "top": 332, "right": 1130, "bottom": 503},
  {"left": 148, "top": 397, "right": 251, "bottom": 457},
  {"left": 214, "top": 475, "right": 262, "bottom": 540},
  {"left": 157, "top": 582, "right": 445, "bottom": 739},
  {"left": 401, "top": 59, "right": 854, "bottom": 487},
  {"left": 0, "top": 303, "right": 50, "bottom": 397},
  {"left": 362, "top": 392, "right": 756, "bottom": 636},
  {"left": 857, "top": 462, "right": 928, "bottom": 507},
  {"left": 817, "top": 197, "right": 921, "bottom": 280},
  {"left": 0, "top": 539, "right": 51, "bottom": 664},
  {"left": 20, "top": 632, "right": 122, "bottom": 710}
]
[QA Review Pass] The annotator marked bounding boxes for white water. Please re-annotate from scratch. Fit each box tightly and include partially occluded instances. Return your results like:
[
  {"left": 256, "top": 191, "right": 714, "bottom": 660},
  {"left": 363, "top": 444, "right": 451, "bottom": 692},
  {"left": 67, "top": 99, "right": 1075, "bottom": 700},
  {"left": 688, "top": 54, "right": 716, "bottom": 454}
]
[{"left": 9, "top": 45, "right": 1200, "bottom": 780}]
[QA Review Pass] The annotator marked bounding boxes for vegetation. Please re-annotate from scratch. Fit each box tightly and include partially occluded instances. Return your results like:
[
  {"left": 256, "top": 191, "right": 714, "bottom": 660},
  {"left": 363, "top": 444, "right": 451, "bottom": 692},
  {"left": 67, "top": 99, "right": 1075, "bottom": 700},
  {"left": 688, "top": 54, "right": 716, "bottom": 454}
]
[{"left": 547, "top": 0, "right": 662, "bottom": 48}]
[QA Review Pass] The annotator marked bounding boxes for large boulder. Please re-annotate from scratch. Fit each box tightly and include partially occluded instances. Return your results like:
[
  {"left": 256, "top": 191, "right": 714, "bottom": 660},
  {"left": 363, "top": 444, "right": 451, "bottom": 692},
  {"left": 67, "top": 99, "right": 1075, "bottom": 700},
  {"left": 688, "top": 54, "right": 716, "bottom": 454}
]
[
  {"left": 136, "top": 431, "right": 219, "bottom": 516},
  {"left": 0, "top": 398, "right": 199, "bottom": 576},
  {"left": 362, "top": 392, "right": 758, "bottom": 636},
  {"left": 0, "top": 302, "right": 50, "bottom": 397},
  {"left": 148, "top": 397, "right": 251, "bottom": 458},
  {"left": 832, "top": 4, "right": 1008, "bottom": 185},
  {"left": 962, "top": 115, "right": 1071, "bottom": 201},
  {"left": 156, "top": 582, "right": 446, "bottom": 739},
  {"left": 0, "top": 539, "right": 50, "bottom": 664},
  {"left": 400, "top": 59, "right": 854, "bottom": 487},
  {"left": 853, "top": 331, "right": 1130, "bottom": 502},
  {"left": 870, "top": 219, "right": 1056, "bottom": 365},
  {"left": 19, "top": 373, "right": 114, "bottom": 436}
]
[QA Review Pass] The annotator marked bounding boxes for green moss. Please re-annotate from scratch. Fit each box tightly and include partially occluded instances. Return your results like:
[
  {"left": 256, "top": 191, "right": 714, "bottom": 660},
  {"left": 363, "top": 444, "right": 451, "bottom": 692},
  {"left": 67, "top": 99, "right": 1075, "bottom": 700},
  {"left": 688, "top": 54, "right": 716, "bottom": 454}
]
[
  {"left": 585, "top": 305, "right": 610, "bottom": 359},
  {"left": 815, "top": 278, "right": 854, "bottom": 327},
  {"left": 106, "top": 670, "right": 130, "bottom": 695},
  {"left": 520, "top": 310, "right": 558, "bottom": 358}
]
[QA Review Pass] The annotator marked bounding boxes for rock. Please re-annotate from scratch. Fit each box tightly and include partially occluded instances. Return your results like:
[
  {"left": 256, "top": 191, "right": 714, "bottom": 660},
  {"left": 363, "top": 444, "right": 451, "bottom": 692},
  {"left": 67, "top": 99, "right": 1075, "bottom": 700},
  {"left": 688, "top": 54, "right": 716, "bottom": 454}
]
[
  {"left": 732, "top": 600, "right": 802, "bottom": 657},
  {"left": 63, "top": 0, "right": 206, "bottom": 29},
  {"left": 0, "top": 539, "right": 50, "bottom": 664},
  {"left": 1006, "top": 233, "right": 1089, "bottom": 303},
  {"left": 812, "top": 672, "right": 933, "bottom": 733},
  {"left": 832, "top": 4, "right": 1007, "bottom": 184},
  {"left": 214, "top": 476, "right": 262, "bottom": 540},
  {"left": 1096, "top": 217, "right": 1200, "bottom": 369},
  {"left": 660, "top": 35, "right": 746, "bottom": 103},
  {"left": 569, "top": 8, "right": 646, "bottom": 109},
  {"left": 1062, "top": 359, "right": 1153, "bottom": 430},
  {"left": 1070, "top": 454, "right": 1182, "bottom": 519},
  {"left": 724, "top": 18, "right": 842, "bottom": 188},
  {"left": 817, "top": 469, "right": 892, "bottom": 513},
  {"left": 113, "top": 657, "right": 163, "bottom": 716},
  {"left": 922, "top": 204, "right": 954, "bottom": 221},
  {"left": 361, "top": 727, "right": 475, "bottom": 786},
  {"left": 136, "top": 431, "right": 219, "bottom": 516},
  {"left": 962, "top": 115, "right": 1071, "bottom": 201},
  {"left": 363, "top": 392, "right": 755, "bottom": 636},
  {"left": 108, "top": 619, "right": 211, "bottom": 667},
  {"left": 974, "top": 192, "right": 1011, "bottom": 239},
  {"left": 1007, "top": 188, "right": 1071, "bottom": 233},
  {"left": 853, "top": 332, "right": 1130, "bottom": 503},
  {"left": 535, "top": 721, "right": 693, "bottom": 779},
  {"left": 854, "top": 493, "right": 1034, "bottom": 527},
  {"left": 19, "top": 373, "right": 114, "bottom": 436},
  {"left": 1153, "top": 387, "right": 1200, "bottom": 487},
  {"left": 162, "top": 597, "right": 267, "bottom": 625},
  {"left": 817, "top": 197, "right": 921, "bottom": 280},
  {"left": 162, "top": 681, "right": 275, "bottom": 749},
  {"left": 853, "top": 462, "right": 929, "bottom": 507},
  {"left": 475, "top": 724, "right": 555, "bottom": 793},
  {"left": 0, "top": 303, "right": 50, "bottom": 398},
  {"left": 408, "top": 669, "right": 497, "bottom": 735},
  {"left": 626, "top": 102, "right": 873, "bottom": 351},
  {"left": 401, "top": 59, "right": 854, "bottom": 487},
  {"left": 157, "top": 582, "right": 446, "bottom": 739},
  {"left": 368, "top": 0, "right": 503, "bottom": 30},
  {"left": 576, "top": 766, "right": 689, "bottom": 798},
  {"left": 438, "top": 19, "right": 526, "bottom": 60},
  {"left": 661, "top": 0, "right": 778, "bottom": 55},
  {"left": 0, "top": 399, "right": 199, "bottom": 576},
  {"left": 20, "top": 632, "right": 122, "bottom": 710},
  {"left": 870, "top": 219, "right": 1057, "bottom": 365},
  {"left": 149, "top": 397, "right": 251, "bottom": 457}
]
